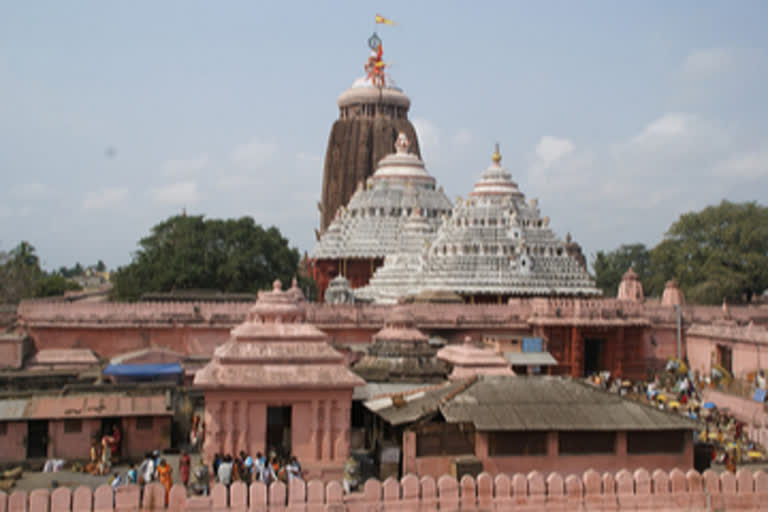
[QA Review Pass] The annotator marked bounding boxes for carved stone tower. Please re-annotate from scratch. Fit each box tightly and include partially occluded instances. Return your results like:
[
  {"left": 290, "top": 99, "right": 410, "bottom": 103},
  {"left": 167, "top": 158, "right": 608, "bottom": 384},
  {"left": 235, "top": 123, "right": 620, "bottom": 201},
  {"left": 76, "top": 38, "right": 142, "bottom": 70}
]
[{"left": 319, "top": 35, "right": 421, "bottom": 232}]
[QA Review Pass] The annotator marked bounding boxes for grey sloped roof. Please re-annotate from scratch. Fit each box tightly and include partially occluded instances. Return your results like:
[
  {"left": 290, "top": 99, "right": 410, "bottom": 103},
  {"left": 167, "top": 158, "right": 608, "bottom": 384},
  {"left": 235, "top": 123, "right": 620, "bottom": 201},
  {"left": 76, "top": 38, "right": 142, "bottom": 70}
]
[
  {"left": 440, "top": 377, "right": 696, "bottom": 431},
  {"left": 0, "top": 398, "right": 29, "bottom": 421},
  {"left": 367, "top": 376, "right": 696, "bottom": 432}
]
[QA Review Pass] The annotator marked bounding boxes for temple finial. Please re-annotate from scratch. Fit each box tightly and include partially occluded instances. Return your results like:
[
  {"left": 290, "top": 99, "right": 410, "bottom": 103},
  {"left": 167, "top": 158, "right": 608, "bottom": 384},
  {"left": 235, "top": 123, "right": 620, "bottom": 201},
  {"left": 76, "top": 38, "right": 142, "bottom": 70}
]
[{"left": 491, "top": 142, "right": 502, "bottom": 164}]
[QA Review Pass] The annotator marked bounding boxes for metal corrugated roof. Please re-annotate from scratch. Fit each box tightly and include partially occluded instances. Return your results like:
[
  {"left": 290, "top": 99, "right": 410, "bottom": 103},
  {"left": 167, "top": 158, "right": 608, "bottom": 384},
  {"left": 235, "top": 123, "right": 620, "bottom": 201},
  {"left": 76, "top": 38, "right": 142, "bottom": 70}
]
[
  {"left": 363, "top": 380, "right": 470, "bottom": 426},
  {"left": 0, "top": 399, "right": 29, "bottom": 421},
  {"left": 504, "top": 352, "right": 558, "bottom": 366}
]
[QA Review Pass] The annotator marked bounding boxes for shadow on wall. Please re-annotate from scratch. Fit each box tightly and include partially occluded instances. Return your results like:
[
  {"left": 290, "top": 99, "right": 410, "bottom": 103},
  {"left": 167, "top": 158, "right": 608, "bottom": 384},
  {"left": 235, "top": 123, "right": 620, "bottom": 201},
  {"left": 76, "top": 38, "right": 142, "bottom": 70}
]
[{"left": 3, "top": 467, "right": 768, "bottom": 511}]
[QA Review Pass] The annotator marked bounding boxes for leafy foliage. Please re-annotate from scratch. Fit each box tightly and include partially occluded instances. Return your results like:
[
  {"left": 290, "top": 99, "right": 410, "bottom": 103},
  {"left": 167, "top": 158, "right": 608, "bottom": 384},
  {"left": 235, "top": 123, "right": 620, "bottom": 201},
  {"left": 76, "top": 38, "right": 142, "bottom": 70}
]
[
  {"left": 0, "top": 241, "right": 83, "bottom": 302},
  {"left": 111, "top": 215, "right": 310, "bottom": 301},
  {"left": 593, "top": 244, "right": 652, "bottom": 296},
  {"left": 593, "top": 201, "right": 768, "bottom": 304}
]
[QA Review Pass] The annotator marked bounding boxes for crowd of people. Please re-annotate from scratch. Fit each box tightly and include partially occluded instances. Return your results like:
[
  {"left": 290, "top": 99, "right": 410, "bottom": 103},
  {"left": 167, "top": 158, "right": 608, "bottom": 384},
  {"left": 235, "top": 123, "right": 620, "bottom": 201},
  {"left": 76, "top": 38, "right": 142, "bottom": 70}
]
[
  {"left": 210, "top": 450, "right": 303, "bottom": 488},
  {"left": 83, "top": 425, "right": 121, "bottom": 476},
  {"left": 589, "top": 362, "right": 767, "bottom": 475}
]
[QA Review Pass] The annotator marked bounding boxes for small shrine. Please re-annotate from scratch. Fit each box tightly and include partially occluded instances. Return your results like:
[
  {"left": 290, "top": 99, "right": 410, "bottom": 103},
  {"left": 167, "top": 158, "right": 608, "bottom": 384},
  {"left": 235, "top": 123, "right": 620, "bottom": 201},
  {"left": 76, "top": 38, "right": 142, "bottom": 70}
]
[
  {"left": 437, "top": 336, "right": 515, "bottom": 380},
  {"left": 617, "top": 267, "right": 644, "bottom": 302},
  {"left": 194, "top": 280, "right": 364, "bottom": 480},
  {"left": 353, "top": 306, "right": 448, "bottom": 383}
]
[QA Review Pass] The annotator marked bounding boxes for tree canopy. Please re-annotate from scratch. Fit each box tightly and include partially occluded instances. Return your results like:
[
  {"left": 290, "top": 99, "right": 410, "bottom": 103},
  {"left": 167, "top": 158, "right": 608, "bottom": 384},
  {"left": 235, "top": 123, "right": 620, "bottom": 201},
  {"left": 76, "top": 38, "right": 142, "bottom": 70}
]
[
  {"left": 111, "top": 215, "right": 311, "bottom": 301},
  {"left": 0, "top": 241, "right": 83, "bottom": 303},
  {"left": 593, "top": 201, "right": 768, "bottom": 304}
]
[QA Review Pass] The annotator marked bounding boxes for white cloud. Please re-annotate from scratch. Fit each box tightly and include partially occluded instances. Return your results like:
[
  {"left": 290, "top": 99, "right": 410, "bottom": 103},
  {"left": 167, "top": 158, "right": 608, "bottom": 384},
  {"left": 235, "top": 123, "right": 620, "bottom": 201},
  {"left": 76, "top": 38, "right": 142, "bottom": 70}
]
[
  {"left": 412, "top": 118, "right": 440, "bottom": 160},
  {"left": 82, "top": 187, "right": 129, "bottom": 211},
  {"left": 161, "top": 154, "right": 209, "bottom": 176},
  {"left": 452, "top": 129, "right": 473, "bottom": 147},
  {"left": 683, "top": 48, "right": 732, "bottom": 76},
  {"left": 148, "top": 181, "right": 199, "bottom": 204},
  {"left": 231, "top": 138, "right": 277, "bottom": 168},
  {"left": 714, "top": 147, "right": 768, "bottom": 178},
  {"left": 10, "top": 183, "right": 58, "bottom": 200},
  {"left": 632, "top": 113, "right": 690, "bottom": 143},
  {"left": 535, "top": 136, "right": 575, "bottom": 166}
]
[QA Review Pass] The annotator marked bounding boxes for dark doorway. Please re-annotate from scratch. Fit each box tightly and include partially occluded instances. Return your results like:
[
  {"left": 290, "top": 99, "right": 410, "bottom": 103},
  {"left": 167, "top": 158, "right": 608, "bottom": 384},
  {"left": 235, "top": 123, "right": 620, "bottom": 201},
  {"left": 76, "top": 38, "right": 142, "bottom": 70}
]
[
  {"left": 583, "top": 338, "right": 604, "bottom": 377},
  {"left": 717, "top": 345, "right": 733, "bottom": 375},
  {"left": 27, "top": 420, "right": 49, "bottom": 459},
  {"left": 101, "top": 417, "right": 122, "bottom": 458},
  {"left": 266, "top": 406, "right": 292, "bottom": 458}
]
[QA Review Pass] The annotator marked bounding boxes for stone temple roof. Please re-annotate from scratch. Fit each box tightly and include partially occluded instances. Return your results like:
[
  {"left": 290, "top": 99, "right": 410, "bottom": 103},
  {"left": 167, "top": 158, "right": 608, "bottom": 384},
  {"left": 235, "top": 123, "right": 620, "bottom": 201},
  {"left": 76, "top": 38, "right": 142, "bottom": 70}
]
[
  {"left": 312, "top": 133, "right": 452, "bottom": 260},
  {"left": 194, "top": 280, "right": 364, "bottom": 390},
  {"left": 355, "top": 145, "right": 601, "bottom": 301}
]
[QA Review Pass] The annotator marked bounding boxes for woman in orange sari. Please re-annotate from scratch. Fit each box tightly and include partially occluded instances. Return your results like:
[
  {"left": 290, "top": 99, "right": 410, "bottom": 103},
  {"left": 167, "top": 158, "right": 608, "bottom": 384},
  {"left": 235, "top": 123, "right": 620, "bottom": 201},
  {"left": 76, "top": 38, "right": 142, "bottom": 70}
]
[{"left": 157, "top": 458, "right": 173, "bottom": 503}]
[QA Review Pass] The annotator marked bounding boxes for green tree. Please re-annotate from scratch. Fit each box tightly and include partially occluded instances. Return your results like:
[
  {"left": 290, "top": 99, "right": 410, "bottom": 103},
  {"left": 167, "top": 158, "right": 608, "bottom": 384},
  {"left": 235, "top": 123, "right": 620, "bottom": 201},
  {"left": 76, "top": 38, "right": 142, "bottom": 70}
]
[
  {"left": 111, "top": 215, "right": 311, "bottom": 301},
  {"left": 592, "top": 243, "right": 652, "bottom": 296},
  {"left": 33, "top": 274, "right": 83, "bottom": 298},
  {"left": 649, "top": 200, "right": 768, "bottom": 304},
  {"left": 0, "top": 241, "right": 44, "bottom": 303}
]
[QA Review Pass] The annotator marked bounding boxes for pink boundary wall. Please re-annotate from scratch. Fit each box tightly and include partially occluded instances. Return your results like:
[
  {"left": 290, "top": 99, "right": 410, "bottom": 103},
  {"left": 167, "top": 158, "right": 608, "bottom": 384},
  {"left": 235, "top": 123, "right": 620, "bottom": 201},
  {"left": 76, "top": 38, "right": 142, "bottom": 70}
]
[{"left": 3, "top": 468, "right": 768, "bottom": 511}]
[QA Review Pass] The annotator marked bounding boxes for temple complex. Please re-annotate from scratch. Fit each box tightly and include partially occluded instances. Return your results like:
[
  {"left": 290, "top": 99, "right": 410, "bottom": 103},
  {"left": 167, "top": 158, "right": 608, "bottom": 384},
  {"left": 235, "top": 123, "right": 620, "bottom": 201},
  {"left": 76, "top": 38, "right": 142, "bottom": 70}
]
[
  {"left": 193, "top": 280, "right": 364, "bottom": 480},
  {"left": 319, "top": 34, "right": 422, "bottom": 233},
  {"left": 311, "top": 133, "right": 451, "bottom": 301},
  {"left": 356, "top": 145, "right": 600, "bottom": 303}
]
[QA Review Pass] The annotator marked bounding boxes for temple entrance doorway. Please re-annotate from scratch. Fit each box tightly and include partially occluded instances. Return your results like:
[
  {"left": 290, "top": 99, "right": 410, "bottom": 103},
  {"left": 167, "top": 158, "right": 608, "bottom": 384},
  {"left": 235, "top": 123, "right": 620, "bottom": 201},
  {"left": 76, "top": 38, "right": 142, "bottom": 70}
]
[
  {"left": 583, "top": 338, "right": 604, "bottom": 377},
  {"left": 27, "top": 420, "right": 49, "bottom": 459},
  {"left": 266, "top": 406, "right": 292, "bottom": 458}
]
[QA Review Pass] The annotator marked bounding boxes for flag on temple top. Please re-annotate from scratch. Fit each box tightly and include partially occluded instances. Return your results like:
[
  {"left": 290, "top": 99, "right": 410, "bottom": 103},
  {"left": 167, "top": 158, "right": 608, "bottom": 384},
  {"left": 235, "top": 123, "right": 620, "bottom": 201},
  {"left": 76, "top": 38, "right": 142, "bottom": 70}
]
[{"left": 375, "top": 14, "right": 396, "bottom": 26}]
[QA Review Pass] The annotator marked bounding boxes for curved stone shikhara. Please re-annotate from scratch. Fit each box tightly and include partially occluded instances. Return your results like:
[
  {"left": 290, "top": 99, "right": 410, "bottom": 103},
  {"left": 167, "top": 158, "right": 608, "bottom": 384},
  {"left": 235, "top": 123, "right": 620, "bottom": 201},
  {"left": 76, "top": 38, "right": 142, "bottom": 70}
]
[
  {"left": 313, "top": 133, "right": 452, "bottom": 261},
  {"left": 356, "top": 146, "right": 601, "bottom": 303}
]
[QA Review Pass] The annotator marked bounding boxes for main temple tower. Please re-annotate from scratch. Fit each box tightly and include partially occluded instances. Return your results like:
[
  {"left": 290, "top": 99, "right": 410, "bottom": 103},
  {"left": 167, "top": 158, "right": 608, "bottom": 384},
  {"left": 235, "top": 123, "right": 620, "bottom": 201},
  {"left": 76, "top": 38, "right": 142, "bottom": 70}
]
[{"left": 319, "top": 34, "right": 421, "bottom": 232}]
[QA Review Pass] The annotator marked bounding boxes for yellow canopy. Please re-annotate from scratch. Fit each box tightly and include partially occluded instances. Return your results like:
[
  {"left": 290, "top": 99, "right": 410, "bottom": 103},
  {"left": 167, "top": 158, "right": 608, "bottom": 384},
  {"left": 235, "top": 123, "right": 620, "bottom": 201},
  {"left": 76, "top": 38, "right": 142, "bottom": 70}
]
[
  {"left": 748, "top": 451, "right": 763, "bottom": 459},
  {"left": 669, "top": 401, "right": 681, "bottom": 408},
  {"left": 708, "top": 432, "right": 719, "bottom": 440},
  {"left": 657, "top": 395, "right": 668, "bottom": 402}
]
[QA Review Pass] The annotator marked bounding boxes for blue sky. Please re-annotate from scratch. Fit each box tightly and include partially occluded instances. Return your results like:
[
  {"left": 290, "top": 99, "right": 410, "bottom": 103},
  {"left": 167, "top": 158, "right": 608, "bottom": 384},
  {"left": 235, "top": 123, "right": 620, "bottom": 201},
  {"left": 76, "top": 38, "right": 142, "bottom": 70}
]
[{"left": 2, "top": 1, "right": 767, "bottom": 271}]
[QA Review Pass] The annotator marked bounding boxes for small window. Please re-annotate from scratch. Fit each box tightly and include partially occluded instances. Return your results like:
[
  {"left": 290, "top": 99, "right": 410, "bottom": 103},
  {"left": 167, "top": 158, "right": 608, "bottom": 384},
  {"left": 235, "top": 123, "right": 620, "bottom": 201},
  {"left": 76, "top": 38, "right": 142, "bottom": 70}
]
[
  {"left": 490, "top": 432, "right": 547, "bottom": 456},
  {"left": 627, "top": 431, "right": 686, "bottom": 454},
  {"left": 0, "top": 422, "right": 7, "bottom": 436},
  {"left": 136, "top": 417, "right": 154, "bottom": 431},
  {"left": 559, "top": 431, "right": 616, "bottom": 454},
  {"left": 416, "top": 424, "right": 474, "bottom": 456},
  {"left": 64, "top": 419, "right": 83, "bottom": 433}
]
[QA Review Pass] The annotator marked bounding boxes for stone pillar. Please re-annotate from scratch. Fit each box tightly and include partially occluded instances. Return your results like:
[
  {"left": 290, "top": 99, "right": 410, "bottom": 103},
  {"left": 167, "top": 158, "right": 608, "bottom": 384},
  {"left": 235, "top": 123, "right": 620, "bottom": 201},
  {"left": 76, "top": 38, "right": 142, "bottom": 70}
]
[
  {"left": 548, "top": 431, "right": 559, "bottom": 457},
  {"left": 323, "top": 400, "right": 332, "bottom": 461},
  {"left": 570, "top": 327, "right": 580, "bottom": 378},
  {"left": 223, "top": 400, "right": 233, "bottom": 456},
  {"left": 335, "top": 401, "right": 351, "bottom": 461},
  {"left": 310, "top": 400, "right": 319, "bottom": 461},
  {"left": 616, "top": 327, "right": 625, "bottom": 378}
]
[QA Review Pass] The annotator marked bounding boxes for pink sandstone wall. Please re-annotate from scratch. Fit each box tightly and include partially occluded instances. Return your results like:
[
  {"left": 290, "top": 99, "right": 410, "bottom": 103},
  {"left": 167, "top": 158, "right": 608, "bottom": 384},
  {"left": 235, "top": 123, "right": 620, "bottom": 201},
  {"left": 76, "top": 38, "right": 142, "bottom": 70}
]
[
  {"left": 0, "top": 421, "right": 26, "bottom": 462},
  {"left": 0, "top": 337, "right": 25, "bottom": 370},
  {"left": 49, "top": 419, "right": 101, "bottom": 460},
  {"left": 203, "top": 390, "right": 352, "bottom": 481},
  {"left": 689, "top": 334, "right": 768, "bottom": 380},
  {"left": 3, "top": 469, "right": 768, "bottom": 511},
  {"left": 403, "top": 431, "right": 693, "bottom": 479},
  {"left": 121, "top": 416, "right": 172, "bottom": 458}
]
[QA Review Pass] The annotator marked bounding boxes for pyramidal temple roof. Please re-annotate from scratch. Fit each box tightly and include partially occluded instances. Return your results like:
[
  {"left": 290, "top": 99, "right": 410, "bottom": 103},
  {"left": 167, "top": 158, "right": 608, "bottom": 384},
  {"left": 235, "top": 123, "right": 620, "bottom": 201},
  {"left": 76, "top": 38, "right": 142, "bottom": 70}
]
[
  {"left": 312, "top": 133, "right": 452, "bottom": 260},
  {"left": 356, "top": 145, "right": 601, "bottom": 301},
  {"left": 194, "top": 280, "right": 364, "bottom": 390}
]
